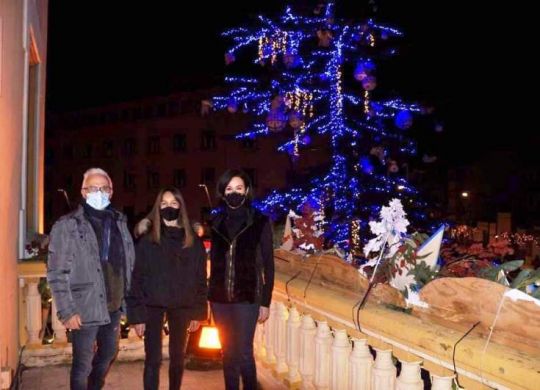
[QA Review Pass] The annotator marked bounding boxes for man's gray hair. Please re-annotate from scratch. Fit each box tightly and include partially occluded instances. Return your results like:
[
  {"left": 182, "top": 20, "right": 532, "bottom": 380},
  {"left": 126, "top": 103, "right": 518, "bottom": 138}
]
[{"left": 82, "top": 168, "right": 113, "bottom": 188}]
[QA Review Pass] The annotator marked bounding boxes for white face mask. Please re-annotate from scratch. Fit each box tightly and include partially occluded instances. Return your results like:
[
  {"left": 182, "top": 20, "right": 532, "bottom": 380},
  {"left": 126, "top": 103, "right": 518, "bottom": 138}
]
[{"left": 86, "top": 191, "right": 111, "bottom": 210}]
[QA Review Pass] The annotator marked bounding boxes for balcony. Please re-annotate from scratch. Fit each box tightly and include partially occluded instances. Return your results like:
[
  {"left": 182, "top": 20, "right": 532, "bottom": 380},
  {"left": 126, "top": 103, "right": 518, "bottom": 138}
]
[{"left": 17, "top": 251, "right": 540, "bottom": 389}]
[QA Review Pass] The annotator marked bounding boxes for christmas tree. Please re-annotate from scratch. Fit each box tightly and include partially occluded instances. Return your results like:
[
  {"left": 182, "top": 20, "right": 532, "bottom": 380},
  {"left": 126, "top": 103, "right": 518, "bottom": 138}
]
[{"left": 214, "top": 2, "right": 428, "bottom": 255}]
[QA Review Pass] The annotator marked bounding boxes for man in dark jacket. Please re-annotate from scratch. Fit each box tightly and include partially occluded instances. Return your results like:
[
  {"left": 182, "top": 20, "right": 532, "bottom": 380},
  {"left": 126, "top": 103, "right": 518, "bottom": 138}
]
[{"left": 47, "top": 168, "right": 135, "bottom": 390}]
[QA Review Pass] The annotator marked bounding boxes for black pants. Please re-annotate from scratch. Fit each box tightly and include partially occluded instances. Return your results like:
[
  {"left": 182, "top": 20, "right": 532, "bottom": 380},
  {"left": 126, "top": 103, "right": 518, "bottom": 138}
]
[
  {"left": 211, "top": 303, "right": 259, "bottom": 390},
  {"left": 144, "top": 306, "right": 190, "bottom": 390}
]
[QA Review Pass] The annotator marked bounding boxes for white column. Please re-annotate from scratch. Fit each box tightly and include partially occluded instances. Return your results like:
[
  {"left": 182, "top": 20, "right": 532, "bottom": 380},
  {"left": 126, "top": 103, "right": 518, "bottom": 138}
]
[
  {"left": 25, "top": 279, "right": 42, "bottom": 345},
  {"left": 349, "top": 338, "right": 373, "bottom": 390},
  {"left": 331, "top": 328, "right": 351, "bottom": 390},
  {"left": 274, "top": 302, "right": 289, "bottom": 376},
  {"left": 431, "top": 375, "right": 454, "bottom": 390},
  {"left": 51, "top": 297, "right": 67, "bottom": 343},
  {"left": 314, "top": 320, "right": 332, "bottom": 390},
  {"left": 286, "top": 306, "right": 302, "bottom": 385},
  {"left": 254, "top": 322, "right": 267, "bottom": 361},
  {"left": 372, "top": 348, "right": 396, "bottom": 390},
  {"left": 264, "top": 302, "right": 277, "bottom": 365},
  {"left": 396, "top": 360, "right": 423, "bottom": 390},
  {"left": 299, "top": 314, "right": 317, "bottom": 390}
]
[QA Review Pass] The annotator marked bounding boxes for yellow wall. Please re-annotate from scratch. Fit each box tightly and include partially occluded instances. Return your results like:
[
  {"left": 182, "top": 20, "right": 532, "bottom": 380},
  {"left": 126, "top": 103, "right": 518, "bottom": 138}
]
[{"left": 0, "top": 0, "right": 48, "bottom": 372}]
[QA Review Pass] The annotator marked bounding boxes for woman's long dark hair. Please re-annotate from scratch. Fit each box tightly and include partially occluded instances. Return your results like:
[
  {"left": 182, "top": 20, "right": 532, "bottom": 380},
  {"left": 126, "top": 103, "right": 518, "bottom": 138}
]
[{"left": 146, "top": 187, "right": 194, "bottom": 247}]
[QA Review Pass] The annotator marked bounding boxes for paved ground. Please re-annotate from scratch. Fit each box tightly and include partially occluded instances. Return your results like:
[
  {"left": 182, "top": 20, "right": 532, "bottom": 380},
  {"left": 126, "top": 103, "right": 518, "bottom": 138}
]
[{"left": 20, "top": 360, "right": 286, "bottom": 389}]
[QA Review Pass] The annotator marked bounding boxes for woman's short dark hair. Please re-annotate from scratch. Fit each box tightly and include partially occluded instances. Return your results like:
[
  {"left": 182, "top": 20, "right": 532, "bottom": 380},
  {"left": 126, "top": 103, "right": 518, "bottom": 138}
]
[{"left": 216, "top": 169, "right": 254, "bottom": 202}]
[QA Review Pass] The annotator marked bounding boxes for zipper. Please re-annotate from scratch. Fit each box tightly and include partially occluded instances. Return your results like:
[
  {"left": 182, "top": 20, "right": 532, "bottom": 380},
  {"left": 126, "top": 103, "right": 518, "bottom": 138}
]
[{"left": 212, "top": 223, "right": 251, "bottom": 301}]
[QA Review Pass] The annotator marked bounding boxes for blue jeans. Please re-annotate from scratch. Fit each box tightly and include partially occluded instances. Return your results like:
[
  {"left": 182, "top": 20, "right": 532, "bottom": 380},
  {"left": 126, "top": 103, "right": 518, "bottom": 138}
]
[
  {"left": 211, "top": 302, "right": 259, "bottom": 390},
  {"left": 70, "top": 310, "right": 121, "bottom": 390}
]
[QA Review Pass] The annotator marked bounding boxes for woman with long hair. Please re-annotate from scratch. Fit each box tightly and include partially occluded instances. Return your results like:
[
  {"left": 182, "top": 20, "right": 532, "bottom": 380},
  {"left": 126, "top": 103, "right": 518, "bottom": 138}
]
[
  {"left": 208, "top": 169, "right": 274, "bottom": 390},
  {"left": 126, "top": 187, "right": 207, "bottom": 390}
]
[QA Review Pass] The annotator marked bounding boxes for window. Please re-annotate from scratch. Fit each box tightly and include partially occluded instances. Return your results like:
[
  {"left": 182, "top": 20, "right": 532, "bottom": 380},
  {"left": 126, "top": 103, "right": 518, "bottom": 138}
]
[
  {"left": 81, "top": 143, "right": 92, "bottom": 159},
  {"left": 201, "top": 130, "right": 216, "bottom": 150},
  {"left": 147, "top": 171, "right": 160, "bottom": 189},
  {"left": 123, "top": 171, "right": 136, "bottom": 191},
  {"left": 147, "top": 136, "right": 160, "bottom": 154},
  {"left": 168, "top": 101, "right": 180, "bottom": 115},
  {"left": 173, "top": 169, "right": 187, "bottom": 188},
  {"left": 173, "top": 133, "right": 187, "bottom": 153},
  {"left": 157, "top": 103, "right": 167, "bottom": 117},
  {"left": 123, "top": 138, "right": 137, "bottom": 156},
  {"left": 201, "top": 167, "right": 215, "bottom": 184},
  {"left": 103, "top": 140, "right": 114, "bottom": 158},
  {"left": 242, "top": 138, "right": 256, "bottom": 150}
]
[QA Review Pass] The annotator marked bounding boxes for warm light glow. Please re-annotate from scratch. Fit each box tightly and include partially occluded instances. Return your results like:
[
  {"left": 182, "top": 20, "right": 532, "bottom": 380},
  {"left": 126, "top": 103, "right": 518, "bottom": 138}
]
[
  {"left": 198, "top": 326, "right": 222, "bottom": 349},
  {"left": 397, "top": 185, "right": 405, "bottom": 190},
  {"left": 461, "top": 192, "right": 469, "bottom": 198}
]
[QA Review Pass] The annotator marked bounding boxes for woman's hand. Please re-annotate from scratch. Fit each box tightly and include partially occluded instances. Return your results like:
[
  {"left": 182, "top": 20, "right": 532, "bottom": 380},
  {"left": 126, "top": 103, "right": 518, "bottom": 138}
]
[
  {"left": 188, "top": 320, "right": 200, "bottom": 333},
  {"left": 133, "top": 323, "right": 145, "bottom": 338},
  {"left": 258, "top": 306, "right": 270, "bottom": 323}
]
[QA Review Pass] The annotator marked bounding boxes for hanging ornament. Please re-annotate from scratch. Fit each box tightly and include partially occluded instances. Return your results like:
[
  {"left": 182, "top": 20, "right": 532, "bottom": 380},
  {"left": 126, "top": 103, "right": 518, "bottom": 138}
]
[
  {"left": 394, "top": 110, "right": 413, "bottom": 129},
  {"left": 266, "top": 110, "right": 287, "bottom": 132},
  {"left": 283, "top": 52, "right": 300, "bottom": 69},
  {"left": 361, "top": 75, "right": 377, "bottom": 91},
  {"left": 301, "top": 134, "right": 311, "bottom": 145},
  {"left": 288, "top": 111, "right": 304, "bottom": 129},
  {"left": 359, "top": 156, "right": 375, "bottom": 175},
  {"left": 317, "top": 29, "right": 333, "bottom": 47},
  {"left": 227, "top": 99, "right": 238, "bottom": 114},
  {"left": 354, "top": 60, "right": 376, "bottom": 81},
  {"left": 224, "top": 53, "right": 236, "bottom": 65},
  {"left": 367, "top": 102, "right": 383, "bottom": 118}
]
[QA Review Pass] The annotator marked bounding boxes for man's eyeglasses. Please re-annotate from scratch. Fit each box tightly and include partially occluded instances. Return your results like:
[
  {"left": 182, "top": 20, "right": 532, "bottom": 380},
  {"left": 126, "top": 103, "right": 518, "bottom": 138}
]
[{"left": 82, "top": 186, "right": 113, "bottom": 194}]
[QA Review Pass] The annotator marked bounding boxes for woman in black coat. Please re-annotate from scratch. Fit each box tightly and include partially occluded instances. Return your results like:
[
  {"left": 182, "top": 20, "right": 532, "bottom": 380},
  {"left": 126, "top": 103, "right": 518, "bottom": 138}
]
[
  {"left": 208, "top": 169, "right": 274, "bottom": 390},
  {"left": 127, "top": 187, "right": 207, "bottom": 390}
]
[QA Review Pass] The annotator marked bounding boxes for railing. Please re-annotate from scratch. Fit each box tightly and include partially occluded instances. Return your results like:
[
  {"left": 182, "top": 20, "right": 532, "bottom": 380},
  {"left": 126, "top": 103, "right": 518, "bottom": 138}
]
[
  {"left": 18, "top": 260, "right": 540, "bottom": 389},
  {"left": 254, "top": 269, "right": 540, "bottom": 390},
  {"left": 17, "top": 261, "right": 150, "bottom": 367}
]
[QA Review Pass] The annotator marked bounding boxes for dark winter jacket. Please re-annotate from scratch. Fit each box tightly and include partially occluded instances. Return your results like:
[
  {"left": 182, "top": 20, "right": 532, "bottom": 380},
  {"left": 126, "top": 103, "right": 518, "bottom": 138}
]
[
  {"left": 126, "top": 226, "right": 208, "bottom": 324},
  {"left": 47, "top": 205, "right": 135, "bottom": 326},
  {"left": 208, "top": 207, "right": 274, "bottom": 307}
]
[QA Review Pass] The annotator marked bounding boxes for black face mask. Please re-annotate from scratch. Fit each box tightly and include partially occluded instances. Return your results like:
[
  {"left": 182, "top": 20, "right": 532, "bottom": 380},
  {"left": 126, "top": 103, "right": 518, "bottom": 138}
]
[
  {"left": 160, "top": 207, "right": 180, "bottom": 222},
  {"left": 224, "top": 192, "right": 247, "bottom": 209}
]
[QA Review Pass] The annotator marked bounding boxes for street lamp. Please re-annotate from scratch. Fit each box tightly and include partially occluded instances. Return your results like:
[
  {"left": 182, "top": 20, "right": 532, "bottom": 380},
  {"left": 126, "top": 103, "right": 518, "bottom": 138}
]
[
  {"left": 57, "top": 188, "right": 72, "bottom": 210},
  {"left": 198, "top": 184, "right": 213, "bottom": 208}
]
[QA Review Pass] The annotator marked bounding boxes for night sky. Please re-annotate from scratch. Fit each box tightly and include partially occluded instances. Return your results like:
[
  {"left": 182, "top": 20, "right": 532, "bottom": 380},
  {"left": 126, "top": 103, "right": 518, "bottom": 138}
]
[{"left": 46, "top": 1, "right": 530, "bottom": 164}]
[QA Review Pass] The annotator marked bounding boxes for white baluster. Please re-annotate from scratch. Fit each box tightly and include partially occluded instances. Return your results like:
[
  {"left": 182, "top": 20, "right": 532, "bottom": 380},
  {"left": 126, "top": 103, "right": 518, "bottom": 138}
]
[
  {"left": 299, "top": 314, "right": 317, "bottom": 390},
  {"left": 349, "top": 338, "right": 373, "bottom": 390},
  {"left": 254, "top": 322, "right": 267, "bottom": 360},
  {"left": 431, "top": 375, "right": 454, "bottom": 390},
  {"left": 396, "top": 360, "right": 423, "bottom": 390},
  {"left": 51, "top": 297, "right": 67, "bottom": 343},
  {"left": 314, "top": 321, "right": 332, "bottom": 390},
  {"left": 372, "top": 348, "right": 396, "bottom": 390},
  {"left": 332, "top": 329, "right": 351, "bottom": 390},
  {"left": 264, "top": 302, "right": 277, "bottom": 365},
  {"left": 274, "top": 302, "right": 289, "bottom": 377},
  {"left": 26, "top": 279, "right": 42, "bottom": 345},
  {"left": 286, "top": 306, "right": 302, "bottom": 386}
]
